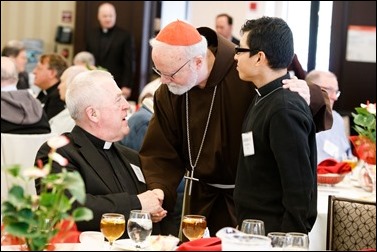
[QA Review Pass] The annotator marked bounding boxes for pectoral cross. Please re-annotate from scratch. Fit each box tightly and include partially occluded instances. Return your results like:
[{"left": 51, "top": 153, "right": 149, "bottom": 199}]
[{"left": 184, "top": 170, "right": 199, "bottom": 195}]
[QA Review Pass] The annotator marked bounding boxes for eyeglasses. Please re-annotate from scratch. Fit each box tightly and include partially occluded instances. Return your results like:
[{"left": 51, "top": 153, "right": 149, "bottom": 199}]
[
  {"left": 152, "top": 59, "right": 191, "bottom": 79},
  {"left": 234, "top": 46, "right": 260, "bottom": 55},
  {"left": 321, "top": 86, "right": 341, "bottom": 99}
]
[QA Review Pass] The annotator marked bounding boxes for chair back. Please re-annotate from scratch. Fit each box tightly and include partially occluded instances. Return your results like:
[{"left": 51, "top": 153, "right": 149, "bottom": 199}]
[
  {"left": 326, "top": 195, "right": 376, "bottom": 251},
  {"left": 1, "top": 133, "right": 57, "bottom": 202}
]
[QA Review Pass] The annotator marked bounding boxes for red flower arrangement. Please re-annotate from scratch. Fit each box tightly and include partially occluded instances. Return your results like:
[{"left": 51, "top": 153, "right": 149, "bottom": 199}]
[{"left": 350, "top": 101, "right": 376, "bottom": 165}]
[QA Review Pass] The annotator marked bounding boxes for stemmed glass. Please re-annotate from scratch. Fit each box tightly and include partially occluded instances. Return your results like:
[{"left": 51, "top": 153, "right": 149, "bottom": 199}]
[
  {"left": 100, "top": 213, "right": 125, "bottom": 249},
  {"left": 127, "top": 210, "right": 153, "bottom": 249},
  {"left": 240, "top": 219, "right": 265, "bottom": 235},
  {"left": 181, "top": 215, "right": 207, "bottom": 241}
]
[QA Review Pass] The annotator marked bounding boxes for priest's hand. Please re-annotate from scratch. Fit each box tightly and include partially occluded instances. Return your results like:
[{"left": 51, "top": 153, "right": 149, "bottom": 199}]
[{"left": 282, "top": 76, "right": 310, "bottom": 105}]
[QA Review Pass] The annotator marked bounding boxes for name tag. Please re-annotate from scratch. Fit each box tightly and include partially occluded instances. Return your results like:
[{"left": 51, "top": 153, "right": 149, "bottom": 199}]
[
  {"left": 323, "top": 140, "right": 339, "bottom": 157},
  {"left": 242, "top": 131, "right": 255, "bottom": 156},
  {"left": 130, "top": 164, "right": 145, "bottom": 183}
]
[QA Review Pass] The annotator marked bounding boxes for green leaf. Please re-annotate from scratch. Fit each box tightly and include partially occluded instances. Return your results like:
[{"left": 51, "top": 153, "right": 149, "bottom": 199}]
[
  {"left": 72, "top": 207, "right": 94, "bottom": 221},
  {"left": 64, "top": 171, "right": 87, "bottom": 204},
  {"left": 4, "top": 222, "right": 30, "bottom": 236}
]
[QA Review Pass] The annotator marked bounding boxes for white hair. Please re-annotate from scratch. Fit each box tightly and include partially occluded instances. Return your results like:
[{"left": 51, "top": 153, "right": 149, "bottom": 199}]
[{"left": 65, "top": 70, "right": 114, "bottom": 121}]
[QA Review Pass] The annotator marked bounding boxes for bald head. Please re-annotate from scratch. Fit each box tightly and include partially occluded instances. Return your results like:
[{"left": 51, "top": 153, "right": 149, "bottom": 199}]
[
  {"left": 306, "top": 70, "right": 339, "bottom": 108},
  {"left": 98, "top": 2, "right": 116, "bottom": 30},
  {"left": 58, "top": 65, "right": 89, "bottom": 101},
  {"left": 1, "top": 56, "right": 18, "bottom": 87}
]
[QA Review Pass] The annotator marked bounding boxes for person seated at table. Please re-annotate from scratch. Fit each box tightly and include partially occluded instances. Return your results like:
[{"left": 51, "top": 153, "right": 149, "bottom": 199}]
[
  {"left": 1, "top": 56, "right": 50, "bottom": 134},
  {"left": 50, "top": 65, "right": 89, "bottom": 134},
  {"left": 73, "top": 51, "right": 96, "bottom": 69},
  {"left": 120, "top": 77, "right": 161, "bottom": 151},
  {"left": 1, "top": 40, "right": 30, "bottom": 90},
  {"left": 306, "top": 70, "right": 351, "bottom": 163},
  {"left": 35, "top": 70, "right": 167, "bottom": 237}
]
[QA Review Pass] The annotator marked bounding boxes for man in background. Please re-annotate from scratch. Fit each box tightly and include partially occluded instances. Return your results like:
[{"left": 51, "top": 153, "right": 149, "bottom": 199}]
[
  {"left": 86, "top": 2, "right": 134, "bottom": 98},
  {"left": 215, "top": 13, "right": 240, "bottom": 45},
  {"left": 1, "top": 56, "right": 50, "bottom": 134},
  {"left": 2, "top": 40, "right": 29, "bottom": 90},
  {"left": 33, "top": 53, "right": 68, "bottom": 120},
  {"left": 306, "top": 70, "right": 351, "bottom": 163}
]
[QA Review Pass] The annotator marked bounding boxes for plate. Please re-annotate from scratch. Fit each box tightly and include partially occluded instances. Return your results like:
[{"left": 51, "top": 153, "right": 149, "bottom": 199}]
[
  {"left": 113, "top": 239, "right": 144, "bottom": 251},
  {"left": 113, "top": 235, "right": 179, "bottom": 251}
]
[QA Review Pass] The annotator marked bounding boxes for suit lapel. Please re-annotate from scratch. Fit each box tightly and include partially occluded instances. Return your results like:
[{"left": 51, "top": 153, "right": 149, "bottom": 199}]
[
  {"left": 71, "top": 127, "right": 117, "bottom": 191},
  {"left": 114, "top": 144, "right": 146, "bottom": 193}
]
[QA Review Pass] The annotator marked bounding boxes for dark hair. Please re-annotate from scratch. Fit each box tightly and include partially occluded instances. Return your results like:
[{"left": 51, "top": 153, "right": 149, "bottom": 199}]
[
  {"left": 39, "top": 54, "right": 68, "bottom": 79},
  {"left": 216, "top": 13, "right": 233, "bottom": 25},
  {"left": 1, "top": 40, "right": 25, "bottom": 58},
  {"left": 240, "top": 16, "right": 294, "bottom": 69}
]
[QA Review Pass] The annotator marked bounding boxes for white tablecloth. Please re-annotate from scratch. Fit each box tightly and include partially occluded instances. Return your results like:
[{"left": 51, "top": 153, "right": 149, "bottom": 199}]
[{"left": 308, "top": 176, "right": 375, "bottom": 251}]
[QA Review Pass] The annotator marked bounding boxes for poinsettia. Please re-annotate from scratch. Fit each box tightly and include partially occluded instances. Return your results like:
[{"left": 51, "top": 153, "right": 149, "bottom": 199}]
[
  {"left": 1, "top": 135, "right": 93, "bottom": 250},
  {"left": 350, "top": 101, "right": 376, "bottom": 164}
]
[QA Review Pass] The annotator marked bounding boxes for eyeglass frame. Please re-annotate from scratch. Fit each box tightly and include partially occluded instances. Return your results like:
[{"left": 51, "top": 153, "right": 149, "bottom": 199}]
[
  {"left": 234, "top": 46, "right": 260, "bottom": 55},
  {"left": 315, "top": 84, "right": 341, "bottom": 99},
  {"left": 152, "top": 59, "right": 191, "bottom": 79}
]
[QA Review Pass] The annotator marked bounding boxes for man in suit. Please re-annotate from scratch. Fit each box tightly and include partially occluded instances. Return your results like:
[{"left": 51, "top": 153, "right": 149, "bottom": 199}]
[
  {"left": 215, "top": 13, "right": 240, "bottom": 45},
  {"left": 33, "top": 53, "right": 68, "bottom": 120},
  {"left": 86, "top": 2, "right": 134, "bottom": 98},
  {"left": 35, "top": 70, "right": 166, "bottom": 236}
]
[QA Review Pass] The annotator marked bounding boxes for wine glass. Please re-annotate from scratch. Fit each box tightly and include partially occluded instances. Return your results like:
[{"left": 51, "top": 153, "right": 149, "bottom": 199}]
[
  {"left": 100, "top": 213, "right": 125, "bottom": 249},
  {"left": 282, "top": 232, "right": 309, "bottom": 251},
  {"left": 240, "top": 219, "right": 265, "bottom": 235},
  {"left": 127, "top": 210, "right": 153, "bottom": 249},
  {"left": 181, "top": 215, "right": 207, "bottom": 241}
]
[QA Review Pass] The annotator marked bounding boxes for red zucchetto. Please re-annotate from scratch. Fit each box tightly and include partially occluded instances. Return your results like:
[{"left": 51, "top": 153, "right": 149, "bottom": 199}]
[{"left": 155, "top": 20, "right": 202, "bottom": 46}]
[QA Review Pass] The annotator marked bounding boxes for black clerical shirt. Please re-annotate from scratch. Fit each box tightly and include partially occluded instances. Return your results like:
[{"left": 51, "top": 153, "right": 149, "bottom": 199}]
[{"left": 83, "top": 130, "right": 138, "bottom": 194}]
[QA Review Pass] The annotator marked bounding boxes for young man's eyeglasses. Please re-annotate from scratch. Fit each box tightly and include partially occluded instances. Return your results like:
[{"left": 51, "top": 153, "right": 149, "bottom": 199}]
[
  {"left": 152, "top": 59, "right": 191, "bottom": 79},
  {"left": 234, "top": 46, "right": 260, "bottom": 55}
]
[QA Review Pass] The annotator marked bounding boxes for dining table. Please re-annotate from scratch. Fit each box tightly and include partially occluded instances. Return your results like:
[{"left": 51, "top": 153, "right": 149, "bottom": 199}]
[{"left": 308, "top": 173, "right": 375, "bottom": 251}]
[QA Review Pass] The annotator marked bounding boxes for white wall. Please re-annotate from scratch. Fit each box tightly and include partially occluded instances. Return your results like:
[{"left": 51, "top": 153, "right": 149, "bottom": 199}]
[{"left": 160, "top": 1, "right": 332, "bottom": 71}]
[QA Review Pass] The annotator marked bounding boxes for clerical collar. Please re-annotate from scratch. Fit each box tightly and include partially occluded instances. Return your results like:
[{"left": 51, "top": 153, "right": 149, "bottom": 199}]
[
  {"left": 103, "top": 141, "right": 112, "bottom": 149},
  {"left": 254, "top": 73, "right": 290, "bottom": 97},
  {"left": 80, "top": 127, "right": 113, "bottom": 149}
]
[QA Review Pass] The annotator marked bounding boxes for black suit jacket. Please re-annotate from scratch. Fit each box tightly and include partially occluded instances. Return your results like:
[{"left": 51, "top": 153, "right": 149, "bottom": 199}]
[
  {"left": 86, "top": 26, "right": 134, "bottom": 89},
  {"left": 35, "top": 126, "right": 160, "bottom": 236},
  {"left": 36, "top": 82, "right": 65, "bottom": 120}
]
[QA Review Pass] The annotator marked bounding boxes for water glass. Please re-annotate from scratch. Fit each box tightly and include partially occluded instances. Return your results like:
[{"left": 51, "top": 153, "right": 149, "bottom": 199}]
[
  {"left": 127, "top": 210, "right": 153, "bottom": 249},
  {"left": 240, "top": 219, "right": 265, "bottom": 236},
  {"left": 282, "top": 232, "right": 309, "bottom": 251},
  {"left": 267, "top": 232, "right": 286, "bottom": 250}
]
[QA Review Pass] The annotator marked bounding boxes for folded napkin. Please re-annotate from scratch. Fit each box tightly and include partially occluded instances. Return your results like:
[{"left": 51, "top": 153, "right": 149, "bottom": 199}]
[
  {"left": 50, "top": 219, "right": 81, "bottom": 243},
  {"left": 317, "top": 158, "right": 352, "bottom": 174},
  {"left": 176, "top": 237, "right": 221, "bottom": 251}
]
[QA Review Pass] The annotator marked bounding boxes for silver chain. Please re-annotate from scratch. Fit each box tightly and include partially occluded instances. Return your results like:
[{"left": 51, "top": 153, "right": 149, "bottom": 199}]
[{"left": 186, "top": 85, "right": 218, "bottom": 170}]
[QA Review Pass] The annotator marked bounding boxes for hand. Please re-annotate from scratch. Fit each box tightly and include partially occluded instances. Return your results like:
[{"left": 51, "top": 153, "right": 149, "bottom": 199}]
[
  {"left": 150, "top": 209, "right": 168, "bottom": 223},
  {"left": 282, "top": 76, "right": 310, "bottom": 105},
  {"left": 137, "top": 190, "right": 165, "bottom": 213},
  {"left": 121, "top": 87, "right": 132, "bottom": 98},
  {"left": 152, "top": 188, "right": 164, "bottom": 203}
]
